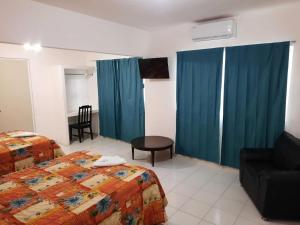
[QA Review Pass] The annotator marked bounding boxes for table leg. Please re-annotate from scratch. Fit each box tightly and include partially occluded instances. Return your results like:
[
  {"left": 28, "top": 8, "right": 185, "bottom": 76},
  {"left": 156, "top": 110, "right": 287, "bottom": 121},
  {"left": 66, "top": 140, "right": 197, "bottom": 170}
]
[
  {"left": 151, "top": 151, "right": 155, "bottom": 167},
  {"left": 131, "top": 146, "right": 134, "bottom": 160},
  {"left": 170, "top": 144, "right": 173, "bottom": 159}
]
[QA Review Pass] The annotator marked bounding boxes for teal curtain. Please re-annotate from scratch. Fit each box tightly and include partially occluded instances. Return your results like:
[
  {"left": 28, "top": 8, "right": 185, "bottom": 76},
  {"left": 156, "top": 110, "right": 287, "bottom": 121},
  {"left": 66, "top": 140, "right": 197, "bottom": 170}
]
[
  {"left": 176, "top": 48, "right": 224, "bottom": 163},
  {"left": 97, "top": 58, "right": 145, "bottom": 142},
  {"left": 97, "top": 59, "right": 118, "bottom": 139},
  {"left": 117, "top": 58, "right": 145, "bottom": 141},
  {"left": 221, "top": 42, "right": 290, "bottom": 168}
]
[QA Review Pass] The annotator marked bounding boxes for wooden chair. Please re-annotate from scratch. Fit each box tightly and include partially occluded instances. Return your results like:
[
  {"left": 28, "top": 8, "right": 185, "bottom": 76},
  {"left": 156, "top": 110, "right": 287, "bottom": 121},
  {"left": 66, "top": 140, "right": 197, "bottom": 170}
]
[{"left": 69, "top": 105, "right": 94, "bottom": 143}]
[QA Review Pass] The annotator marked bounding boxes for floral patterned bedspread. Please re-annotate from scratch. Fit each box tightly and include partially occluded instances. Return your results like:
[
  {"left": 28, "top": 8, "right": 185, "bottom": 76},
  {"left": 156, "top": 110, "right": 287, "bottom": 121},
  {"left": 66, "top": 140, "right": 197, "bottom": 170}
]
[
  {"left": 0, "top": 131, "right": 64, "bottom": 176},
  {"left": 0, "top": 151, "right": 167, "bottom": 225}
]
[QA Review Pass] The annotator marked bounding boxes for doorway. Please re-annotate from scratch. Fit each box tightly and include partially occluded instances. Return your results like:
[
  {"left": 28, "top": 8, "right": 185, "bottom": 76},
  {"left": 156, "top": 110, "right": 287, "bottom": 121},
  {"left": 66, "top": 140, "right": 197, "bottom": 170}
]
[{"left": 0, "top": 59, "right": 34, "bottom": 132}]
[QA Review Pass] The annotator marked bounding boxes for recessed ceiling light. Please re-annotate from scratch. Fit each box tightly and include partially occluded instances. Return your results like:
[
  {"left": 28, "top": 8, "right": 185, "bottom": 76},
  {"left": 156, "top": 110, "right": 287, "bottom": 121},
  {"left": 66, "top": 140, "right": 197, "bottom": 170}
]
[
  {"left": 23, "top": 42, "right": 42, "bottom": 52},
  {"left": 23, "top": 43, "right": 31, "bottom": 50}
]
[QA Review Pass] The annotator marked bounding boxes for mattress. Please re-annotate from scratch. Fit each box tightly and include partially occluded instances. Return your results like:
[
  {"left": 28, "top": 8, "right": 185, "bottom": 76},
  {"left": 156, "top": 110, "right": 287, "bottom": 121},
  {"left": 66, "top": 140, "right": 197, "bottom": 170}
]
[
  {"left": 0, "top": 131, "right": 64, "bottom": 176},
  {"left": 0, "top": 151, "right": 167, "bottom": 225}
]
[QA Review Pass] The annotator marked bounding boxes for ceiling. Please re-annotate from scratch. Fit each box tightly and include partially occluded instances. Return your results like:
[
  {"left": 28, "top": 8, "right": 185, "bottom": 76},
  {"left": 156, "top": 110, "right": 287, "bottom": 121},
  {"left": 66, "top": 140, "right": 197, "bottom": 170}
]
[{"left": 32, "top": 0, "right": 298, "bottom": 30}]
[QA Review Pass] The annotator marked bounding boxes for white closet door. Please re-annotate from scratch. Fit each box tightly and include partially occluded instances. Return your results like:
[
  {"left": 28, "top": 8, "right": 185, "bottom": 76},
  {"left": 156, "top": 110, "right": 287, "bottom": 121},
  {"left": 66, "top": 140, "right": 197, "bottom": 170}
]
[{"left": 0, "top": 60, "right": 34, "bottom": 132}]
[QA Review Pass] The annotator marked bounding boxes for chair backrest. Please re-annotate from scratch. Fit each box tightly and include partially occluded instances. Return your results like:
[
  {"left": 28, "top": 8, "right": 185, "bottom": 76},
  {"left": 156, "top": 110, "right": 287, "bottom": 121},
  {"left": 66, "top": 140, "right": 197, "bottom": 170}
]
[{"left": 78, "top": 105, "right": 92, "bottom": 125}]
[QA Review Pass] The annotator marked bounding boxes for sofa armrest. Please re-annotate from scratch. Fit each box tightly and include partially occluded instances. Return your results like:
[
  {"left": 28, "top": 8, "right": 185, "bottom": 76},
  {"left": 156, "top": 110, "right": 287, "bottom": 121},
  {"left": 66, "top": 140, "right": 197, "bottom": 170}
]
[
  {"left": 258, "top": 170, "right": 300, "bottom": 218},
  {"left": 240, "top": 148, "right": 273, "bottom": 162}
]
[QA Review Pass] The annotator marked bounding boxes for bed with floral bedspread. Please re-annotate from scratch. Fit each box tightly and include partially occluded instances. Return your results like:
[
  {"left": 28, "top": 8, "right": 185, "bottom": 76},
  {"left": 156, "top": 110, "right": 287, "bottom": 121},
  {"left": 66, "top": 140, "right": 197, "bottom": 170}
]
[
  {"left": 0, "top": 151, "right": 167, "bottom": 225},
  {"left": 0, "top": 131, "right": 64, "bottom": 176}
]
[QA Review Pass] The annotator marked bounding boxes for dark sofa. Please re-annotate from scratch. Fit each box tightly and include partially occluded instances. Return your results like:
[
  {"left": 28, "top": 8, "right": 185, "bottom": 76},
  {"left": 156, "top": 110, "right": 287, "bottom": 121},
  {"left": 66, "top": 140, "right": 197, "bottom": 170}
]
[{"left": 240, "top": 132, "right": 300, "bottom": 220}]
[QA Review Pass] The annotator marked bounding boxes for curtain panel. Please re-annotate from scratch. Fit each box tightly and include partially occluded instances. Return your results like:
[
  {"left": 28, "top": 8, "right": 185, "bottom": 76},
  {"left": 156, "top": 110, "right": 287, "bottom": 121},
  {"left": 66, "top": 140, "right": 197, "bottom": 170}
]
[
  {"left": 117, "top": 58, "right": 145, "bottom": 142},
  {"left": 97, "top": 58, "right": 145, "bottom": 142},
  {"left": 97, "top": 59, "right": 118, "bottom": 139},
  {"left": 221, "top": 42, "right": 290, "bottom": 168},
  {"left": 176, "top": 48, "right": 224, "bottom": 163}
]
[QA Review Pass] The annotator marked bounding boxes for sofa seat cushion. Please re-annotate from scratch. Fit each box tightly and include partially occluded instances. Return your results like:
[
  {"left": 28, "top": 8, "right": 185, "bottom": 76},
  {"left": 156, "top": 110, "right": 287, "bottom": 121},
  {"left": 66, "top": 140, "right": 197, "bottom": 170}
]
[
  {"left": 245, "top": 161, "right": 278, "bottom": 185},
  {"left": 244, "top": 161, "right": 278, "bottom": 190},
  {"left": 246, "top": 161, "right": 277, "bottom": 175},
  {"left": 273, "top": 132, "right": 300, "bottom": 170}
]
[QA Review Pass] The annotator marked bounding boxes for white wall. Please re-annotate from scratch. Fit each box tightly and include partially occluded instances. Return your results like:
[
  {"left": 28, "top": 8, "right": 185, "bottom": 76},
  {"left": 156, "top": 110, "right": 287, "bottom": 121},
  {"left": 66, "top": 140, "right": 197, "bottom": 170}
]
[
  {"left": 145, "top": 2, "right": 300, "bottom": 139},
  {"left": 0, "top": 0, "right": 149, "bottom": 145},
  {"left": 0, "top": 43, "right": 124, "bottom": 145},
  {"left": 65, "top": 73, "right": 98, "bottom": 114},
  {"left": 0, "top": 0, "right": 150, "bottom": 56}
]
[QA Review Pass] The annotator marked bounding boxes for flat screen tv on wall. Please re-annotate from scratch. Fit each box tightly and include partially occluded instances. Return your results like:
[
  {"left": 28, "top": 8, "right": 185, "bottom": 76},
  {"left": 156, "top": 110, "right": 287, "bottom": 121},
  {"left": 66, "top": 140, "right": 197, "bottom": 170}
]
[{"left": 138, "top": 57, "right": 169, "bottom": 79}]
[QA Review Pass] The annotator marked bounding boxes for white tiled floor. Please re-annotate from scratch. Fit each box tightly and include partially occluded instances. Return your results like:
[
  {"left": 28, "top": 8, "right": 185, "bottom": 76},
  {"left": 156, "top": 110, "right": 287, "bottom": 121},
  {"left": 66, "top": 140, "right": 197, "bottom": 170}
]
[{"left": 61, "top": 136, "right": 300, "bottom": 225}]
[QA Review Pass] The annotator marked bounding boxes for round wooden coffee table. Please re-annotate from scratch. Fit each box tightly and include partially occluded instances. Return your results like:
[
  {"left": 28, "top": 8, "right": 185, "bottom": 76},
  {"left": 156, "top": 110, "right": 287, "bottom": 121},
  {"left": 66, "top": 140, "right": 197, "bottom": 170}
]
[{"left": 131, "top": 136, "right": 174, "bottom": 167}]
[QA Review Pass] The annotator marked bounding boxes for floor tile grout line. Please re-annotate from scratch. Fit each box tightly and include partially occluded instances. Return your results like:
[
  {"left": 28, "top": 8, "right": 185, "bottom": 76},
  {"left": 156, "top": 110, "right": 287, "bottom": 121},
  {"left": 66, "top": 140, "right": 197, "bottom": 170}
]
[
  {"left": 196, "top": 172, "right": 250, "bottom": 224},
  {"left": 171, "top": 171, "right": 226, "bottom": 223},
  {"left": 232, "top": 198, "right": 257, "bottom": 225},
  {"left": 199, "top": 179, "right": 236, "bottom": 223},
  {"left": 166, "top": 168, "right": 220, "bottom": 222},
  {"left": 233, "top": 202, "right": 248, "bottom": 225}
]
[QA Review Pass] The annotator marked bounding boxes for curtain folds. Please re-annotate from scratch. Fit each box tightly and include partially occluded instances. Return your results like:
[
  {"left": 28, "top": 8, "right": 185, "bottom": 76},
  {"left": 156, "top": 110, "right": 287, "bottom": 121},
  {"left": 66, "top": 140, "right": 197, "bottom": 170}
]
[
  {"left": 221, "top": 42, "right": 290, "bottom": 168},
  {"left": 97, "top": 59, "right": 118, "bottom": 139},
  {"left": 176, "top": 48, "right": 224, "bottom": 163},
  {"left": 117, "top": 58, "right": 145, "bottom": 141},
  {"left": 97, "top": 58, "right": 145, "bottom": 142}
]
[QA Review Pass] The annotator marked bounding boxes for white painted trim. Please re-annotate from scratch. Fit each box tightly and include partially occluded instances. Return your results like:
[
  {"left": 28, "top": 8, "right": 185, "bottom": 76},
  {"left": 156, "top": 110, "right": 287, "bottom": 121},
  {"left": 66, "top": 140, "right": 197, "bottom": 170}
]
[
  {"left": 59, "top": 65, "right": 71, "bottom": 145},
  {"left": 26, "top": 59, "right": 36, "bottom": 132}
]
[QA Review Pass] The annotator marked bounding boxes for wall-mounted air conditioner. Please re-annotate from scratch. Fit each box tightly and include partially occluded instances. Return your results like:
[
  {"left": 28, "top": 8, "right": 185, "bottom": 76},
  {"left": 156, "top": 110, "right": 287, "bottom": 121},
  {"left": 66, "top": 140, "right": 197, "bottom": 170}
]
[{"left": 192, "top": 18, "right": 237, "bottom": 42}]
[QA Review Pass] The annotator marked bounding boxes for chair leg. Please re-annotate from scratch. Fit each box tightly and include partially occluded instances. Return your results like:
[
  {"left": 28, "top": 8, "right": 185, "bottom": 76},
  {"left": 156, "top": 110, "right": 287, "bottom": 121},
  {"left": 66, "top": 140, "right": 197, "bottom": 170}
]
[
  {"left": 90, "top": 126, "right": 93, "bottom": 140},
  {"left": 69, "top": 127, "right": 72, "bottom": 142},
  {"left": 78, "top": 128, "right": 82, "bottom": 143},
  {"left": 81, "top": 128, "right": 84, "bottom": 141}
]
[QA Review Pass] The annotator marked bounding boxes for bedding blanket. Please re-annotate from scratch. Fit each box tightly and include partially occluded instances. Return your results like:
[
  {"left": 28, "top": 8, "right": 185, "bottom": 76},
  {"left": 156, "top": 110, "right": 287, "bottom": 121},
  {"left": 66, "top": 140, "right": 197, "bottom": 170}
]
[
  {"left": 0, "top": 131, "right": 64, "bottom": 176},
  {"left": 0, "top": 151, "right": 167, "bottom": 225}
]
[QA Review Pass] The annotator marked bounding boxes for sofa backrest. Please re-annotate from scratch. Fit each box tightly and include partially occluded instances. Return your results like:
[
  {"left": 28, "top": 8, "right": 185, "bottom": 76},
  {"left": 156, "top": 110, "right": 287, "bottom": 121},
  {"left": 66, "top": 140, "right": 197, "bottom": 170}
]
[{"left": 273, "top": 132, "right": 300, "bottom": 170}]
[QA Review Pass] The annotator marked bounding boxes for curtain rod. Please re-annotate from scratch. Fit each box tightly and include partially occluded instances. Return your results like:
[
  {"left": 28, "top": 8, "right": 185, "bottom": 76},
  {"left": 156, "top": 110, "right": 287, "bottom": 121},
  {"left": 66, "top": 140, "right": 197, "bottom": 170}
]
[
  {"left": 219, "top": 40, "right": 296, "bottom": 46},
  {"left": 177, "top": 40, "right": 296, "bottom": 53}
]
